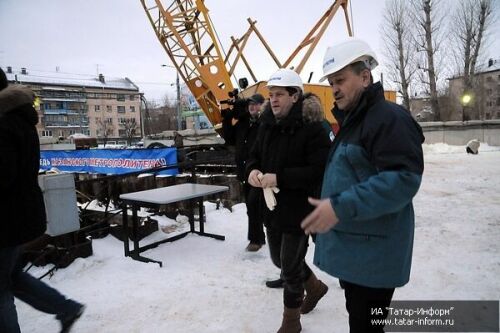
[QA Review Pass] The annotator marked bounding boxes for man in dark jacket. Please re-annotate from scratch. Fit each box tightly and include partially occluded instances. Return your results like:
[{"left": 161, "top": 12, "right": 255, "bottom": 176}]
[
  {"left": 0, "top": 68, "right": 84, "bottom": 333},
  {"left": 222, "top": 93, "right": 266, "bottom": 252},
  {"left": 247, "top": 69, "right": 331, "bottom": 333},
  {"left": 301, "top": 38, "right": 425, "bottom": 333}
]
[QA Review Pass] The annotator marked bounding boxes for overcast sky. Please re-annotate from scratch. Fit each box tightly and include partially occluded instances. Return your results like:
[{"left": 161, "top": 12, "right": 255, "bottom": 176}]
[{"left": 0, "top": 0, "right": 498, "bottom": 103}]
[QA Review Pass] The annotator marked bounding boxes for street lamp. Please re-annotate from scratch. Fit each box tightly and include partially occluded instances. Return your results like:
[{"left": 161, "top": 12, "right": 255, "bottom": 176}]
[
  {"left": 161, "top": 64, "right": 182, "bottom": 130},
  {"left": 461, "top": 93, "right": 472, "bottom": 122}
]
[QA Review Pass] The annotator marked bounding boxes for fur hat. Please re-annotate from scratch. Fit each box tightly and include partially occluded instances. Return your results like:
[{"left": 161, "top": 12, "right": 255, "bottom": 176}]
[
  {"left": 302, "top": 93, "right": 325, "bottom": 123},
  {"left": 0, "top": 68, "right": 8, "bottom": 91}
]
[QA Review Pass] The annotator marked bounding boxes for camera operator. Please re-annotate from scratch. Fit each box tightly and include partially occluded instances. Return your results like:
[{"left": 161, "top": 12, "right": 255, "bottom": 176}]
[{"left": 222, "top": 93, "right": 266, "bottom": 252}]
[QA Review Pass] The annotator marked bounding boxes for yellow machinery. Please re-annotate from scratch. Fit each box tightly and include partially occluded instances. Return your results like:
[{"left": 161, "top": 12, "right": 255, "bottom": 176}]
[{"left": 140, "top": 0, "right": 395, "bottom": 130}]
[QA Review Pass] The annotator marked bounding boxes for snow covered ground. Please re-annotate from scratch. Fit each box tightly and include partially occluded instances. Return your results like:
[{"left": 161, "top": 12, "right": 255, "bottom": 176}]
[{"left": 17, "top": 144, "right": 500, "bottom": 333}]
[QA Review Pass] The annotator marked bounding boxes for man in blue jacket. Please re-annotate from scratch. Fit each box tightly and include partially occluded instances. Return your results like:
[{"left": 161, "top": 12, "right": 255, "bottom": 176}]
[{"left": 301, "top": 38, "right": 424, "bottom": 333}]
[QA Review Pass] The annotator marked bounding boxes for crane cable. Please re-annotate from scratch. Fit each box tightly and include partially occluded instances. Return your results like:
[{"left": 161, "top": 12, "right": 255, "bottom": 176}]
[{"left": 350, "top": 0, "right": 355, "bottom": 36}]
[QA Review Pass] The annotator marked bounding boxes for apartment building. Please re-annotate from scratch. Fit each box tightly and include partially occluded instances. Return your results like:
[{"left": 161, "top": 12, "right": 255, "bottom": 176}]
[
  {"left": 448, "top": 58, "right": 500, "bottom": 121},
  {"left": 3, "top": 66, "right": 142, "bottom": 141}
]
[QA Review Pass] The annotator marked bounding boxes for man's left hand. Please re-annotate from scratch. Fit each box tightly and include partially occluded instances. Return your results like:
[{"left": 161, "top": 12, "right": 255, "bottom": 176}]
[
  {"left": 301, "top": 198, "right": 339, "bottom": 234},
  {"left": 259, "top": 173, "right": 277, "bottom": 188}
]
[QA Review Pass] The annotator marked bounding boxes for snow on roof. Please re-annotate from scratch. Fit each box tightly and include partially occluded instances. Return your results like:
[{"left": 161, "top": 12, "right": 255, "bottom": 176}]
[
  {"left": 68, "top": 133, "right": 91, "bottom": 139},
  {"left": 476, "top": 58, "right": 500, "bottom": 74},
  {"left": 448, "top": 58, "right": 500, "bottom": 80},
  {"left": 3, "top": 69, "right": 139, "bottom": 91}
]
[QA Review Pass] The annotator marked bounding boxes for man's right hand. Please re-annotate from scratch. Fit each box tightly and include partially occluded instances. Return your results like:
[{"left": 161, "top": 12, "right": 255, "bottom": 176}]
[{"left": 248, "top": 169, "right": 262, "bottom": 188}]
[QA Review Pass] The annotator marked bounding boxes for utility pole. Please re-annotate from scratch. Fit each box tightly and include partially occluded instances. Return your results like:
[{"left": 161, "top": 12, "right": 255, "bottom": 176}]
[
  {"left": 162, "top": 64, "right": 183, "bottom": 130},
  {"left": 176, "top": 72, "right": 182, "bottom": 130},
  {"left": 140, "top": 93, "right": 146, "bottom": 136}
]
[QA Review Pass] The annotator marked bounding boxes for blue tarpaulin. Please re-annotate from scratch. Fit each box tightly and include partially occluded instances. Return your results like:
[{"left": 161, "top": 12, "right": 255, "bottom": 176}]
[{"left": 40, "top": 148, "right": 178, "bottom": 175}]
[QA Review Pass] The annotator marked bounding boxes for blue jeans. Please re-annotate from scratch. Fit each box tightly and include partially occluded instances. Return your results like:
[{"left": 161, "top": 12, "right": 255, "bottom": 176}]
[{"left": 0, "top": 246, "right": 81, "bottom": 333}]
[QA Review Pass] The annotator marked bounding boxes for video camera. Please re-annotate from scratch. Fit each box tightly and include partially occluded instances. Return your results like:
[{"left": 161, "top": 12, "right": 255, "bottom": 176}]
[
  {"left": 220, "top": 88, "right": 246, "bottom": 105},
  {"left": 220, "top": 89, "right": 249, "bottom": 119}
]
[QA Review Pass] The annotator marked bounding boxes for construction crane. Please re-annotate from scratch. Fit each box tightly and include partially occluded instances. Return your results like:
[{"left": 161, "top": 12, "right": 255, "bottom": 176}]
[{"left": 140, "top": 0, "right": 394, "bottom": 131}]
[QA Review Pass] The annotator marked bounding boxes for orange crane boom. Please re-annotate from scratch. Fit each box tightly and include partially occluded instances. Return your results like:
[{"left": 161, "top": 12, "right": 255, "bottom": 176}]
[{"left": 140, "top": 0, "right": 395, "bottom": 131}]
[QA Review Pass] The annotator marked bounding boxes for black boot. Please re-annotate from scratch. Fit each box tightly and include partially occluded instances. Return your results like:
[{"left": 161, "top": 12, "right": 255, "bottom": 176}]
[
  {"left": 266, "top": 278, "right": 285, "bottom": 288},
  {"left": 59, "top": 303, "right": 85, "bottom": 333}
]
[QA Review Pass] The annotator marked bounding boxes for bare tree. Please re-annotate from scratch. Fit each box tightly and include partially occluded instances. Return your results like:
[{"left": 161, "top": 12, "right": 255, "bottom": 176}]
[
  {"left": 96, "top": 118, "right": 114, "bottom": 146},
  {"left": 120, "top": 118, "right": 139, "bottom": 146},
  {"left": 381, "top": 0, "right": 417, "bottom": 110},
  {"left": 448, "top": 0, "right": 495, "bottom": 120},
  {"left": 149, "top": 105, "right": 177, "bottom": 133},
  {"left": 411, "top": 0, "right": 445, "bottom": 120},
  {"left": 452, "top": 0, "right": 494, "bottom": 88}
]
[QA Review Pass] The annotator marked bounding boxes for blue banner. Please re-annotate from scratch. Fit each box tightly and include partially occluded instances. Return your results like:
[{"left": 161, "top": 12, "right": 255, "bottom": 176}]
[{"left": 40, "top": 148, "right": 178, "bottom": 175}]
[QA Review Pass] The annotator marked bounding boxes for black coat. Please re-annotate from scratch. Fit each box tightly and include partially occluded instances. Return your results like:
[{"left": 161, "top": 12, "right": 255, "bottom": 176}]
[
  {"left": 221, "top": 109, "right": 260, "bottom": 182},
  {"left": 0, "top": 85, "right": 46, "bottom": 248},
  {"left": 246, "top": 96, "right": 331, "bottom": 234}
]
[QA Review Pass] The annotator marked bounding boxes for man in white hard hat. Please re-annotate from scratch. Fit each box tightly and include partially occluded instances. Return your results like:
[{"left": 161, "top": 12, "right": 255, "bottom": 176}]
[
  {"left": 301, "top": 37, "right": 425, "bottom": 332},
  {"left": 247, "top": 68, "right": 331, "bottom": 333}
]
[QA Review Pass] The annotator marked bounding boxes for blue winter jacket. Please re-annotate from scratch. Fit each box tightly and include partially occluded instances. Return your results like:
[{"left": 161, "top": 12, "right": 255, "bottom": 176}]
[{"left": 313, "top": 82, "right": 424, "bottom": 288}]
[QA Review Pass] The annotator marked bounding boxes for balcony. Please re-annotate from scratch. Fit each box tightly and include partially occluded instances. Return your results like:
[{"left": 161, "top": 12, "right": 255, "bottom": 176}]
[
  {"left": 44, "top": 109, "right": 87, "bottom": 115},
  {"left": 45, "top": 122, "right": 89, "bottom": 128}
]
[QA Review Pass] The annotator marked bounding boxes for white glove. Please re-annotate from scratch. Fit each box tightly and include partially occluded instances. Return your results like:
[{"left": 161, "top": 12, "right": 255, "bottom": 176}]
[{"left": 258, "top": 173, "right": 280, "bottom": 211}]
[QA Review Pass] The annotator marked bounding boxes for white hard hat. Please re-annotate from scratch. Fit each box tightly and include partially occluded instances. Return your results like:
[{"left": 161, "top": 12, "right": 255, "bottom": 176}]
[
  {"left": 319, "top": 37, "right": 378, "bottom": 82},
  {"left": 266, "top": 68, "right": 304, "bottom": 92}
]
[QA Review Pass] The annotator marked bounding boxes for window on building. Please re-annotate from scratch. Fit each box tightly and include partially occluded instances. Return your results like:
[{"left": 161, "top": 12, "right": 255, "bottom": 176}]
[
  {"left": 41, "top": 130, "right": 52, "bottom": 137},
  {"left": 497, "top": 97, "right": 500, "bottom": 106},
  {"left": 117, "top": 106, "right": 126, "bottom": 113},
  {"left": 83, "top": 129, "right": 90, "bottom": 136},
  {"left": 107, "top": 118, "right": 113, "bottom": 124},
  {"left": 487, "top": 89, "right": 493, "bottom": 95},
  {"left": 119, "top": 129, "right": 126, "bottom": 137},
  {"left": 117, "top": 94, "right": 125, "bottom": 101},
  {"left": 119, "top": 117, "right": 127, "bottom": 124},
  {"left": 129, "top": 95, "right": 135, "bottom": 101},
  {"left": 69, "top": 130, "right": 76, "bottom": 135},
  {"left": 95, "top": 105, "right": 100, "bottom": 112},
  {"left": 130, "top": 106, "right": 135, "bottom": 112},
  {"left": 106, "top": 105, "right": 112, "bottom": 112},
  {"left": 486, "top": 76, "right": 493, "bottom": 82}
]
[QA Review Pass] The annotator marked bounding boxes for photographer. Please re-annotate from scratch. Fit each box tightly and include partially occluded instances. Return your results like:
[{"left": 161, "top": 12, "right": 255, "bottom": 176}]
[{"left": 222, "top": 93, "right": 266, "bottom": 252}]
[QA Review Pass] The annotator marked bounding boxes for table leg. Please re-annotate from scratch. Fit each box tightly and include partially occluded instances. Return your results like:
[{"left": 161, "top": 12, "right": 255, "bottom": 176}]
[
  {"left": 130, "top": 253, "right": 163, "bottom": 267},
  {"left": 192, "top": 198, "right": 225, "bottom": 241},
  {"left": 198, "top": 198, "right": 204, "bottom": 234},
  {"left": 132, "top": 205, "right": 139, "bottom": 255},
  {"left": 122, "top": 203, "right": 130, "bottom": 256},
  {"left": 188, "top": 199, "right": 195, "bottom": 233},
  {"left": 129, "top": 204, "right": 164, "bottom": 267}
]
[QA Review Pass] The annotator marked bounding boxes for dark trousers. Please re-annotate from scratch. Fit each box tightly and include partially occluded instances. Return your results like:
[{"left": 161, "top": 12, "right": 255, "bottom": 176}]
[
  {"left": 0, "top": 246, "right": 81, "bottom": 333},
  {"left": 244, "top": 184, "right": 265, "bottom": 244},
  {"left": 341, "top": 280, "right": 395, "bottom": 333},
  {"left": 267, "top": 227, "right": 312, "bottom": 308}
]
